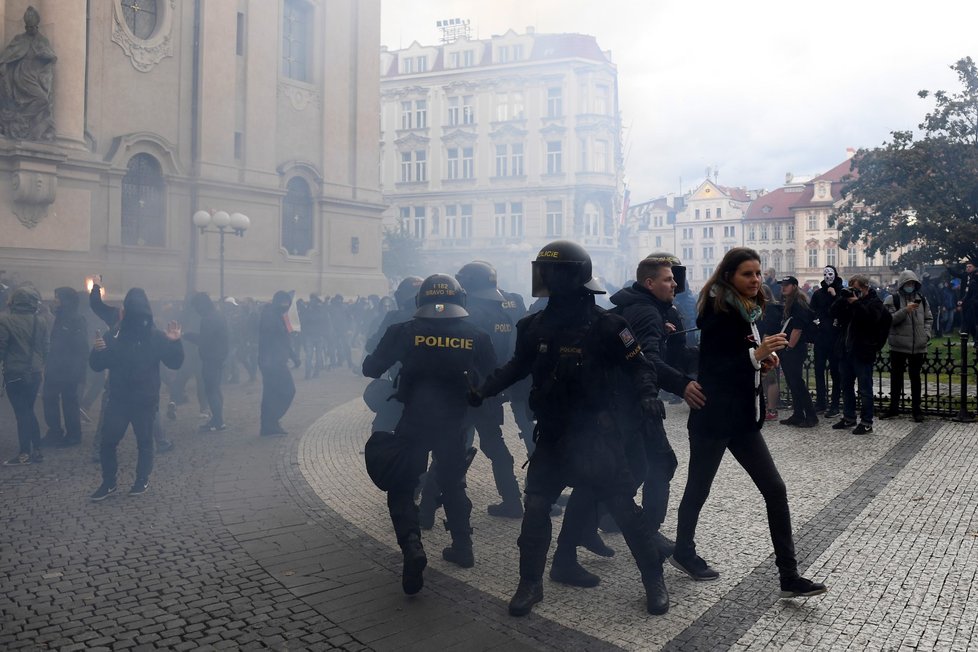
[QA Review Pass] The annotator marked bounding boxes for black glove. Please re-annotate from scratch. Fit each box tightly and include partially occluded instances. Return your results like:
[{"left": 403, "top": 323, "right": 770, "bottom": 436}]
[
  {"left": 640, "top": 396, "right": 664, "bottom": 419},
  {"left": 292, "top": 356, "right": 301, "bottom": 369},
  {"left": 467, "top": 388, "right": 484, "bottom": 408}
]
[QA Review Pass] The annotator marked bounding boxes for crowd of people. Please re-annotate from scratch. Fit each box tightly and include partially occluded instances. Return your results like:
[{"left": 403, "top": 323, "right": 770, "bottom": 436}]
[{"left": 3, "top": 248, "right": 975, "bottom": 618}]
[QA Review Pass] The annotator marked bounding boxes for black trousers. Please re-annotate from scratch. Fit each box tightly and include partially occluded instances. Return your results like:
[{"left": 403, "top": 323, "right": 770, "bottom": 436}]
[
  {"left": 100, "top": 401, "right": 156, "bottom": 486},
  {"left": 388, "top": 421, "right": 472, "bottom": 549},
  {"left": 781, "top": 346, "right": 816, "bottom": 420},
  {"left": 201, "top": 360, "right": 225, "bottom": 427},
  {"left": 260, "top": 363, "right": 295, "bottom": 431},
  {"left": 5, "top": 371, "right": 42, "bottom": 455},
  {"left": 43, "top": 378, "right": 82, "bottom": 441},
  {"left": 813, "top": 338, "right": 840, "bottom": 411},
  {"left": 888, "top": 351, "right": 924, "bottom": 415},
  {"left": 676, "top": 430, "right": 798, "bottom": 579},
  {"left": 468, "top": 400, "right": 521, "bottom": 503}
]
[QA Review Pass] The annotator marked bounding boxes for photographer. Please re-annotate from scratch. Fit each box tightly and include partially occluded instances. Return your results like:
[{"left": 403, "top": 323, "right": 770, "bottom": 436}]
[
  {"left": 829, "top": 276, "right": 891, "bottom": 435},
  {"left": 882, "top": 271, "right": 932, "bottom": 422}
]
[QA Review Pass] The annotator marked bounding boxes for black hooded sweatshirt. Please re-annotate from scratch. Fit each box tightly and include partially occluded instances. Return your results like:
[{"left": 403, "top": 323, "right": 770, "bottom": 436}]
[
  {"left": 810, "top": 265, "right": 844, "bottom": 342},
  {"left": 258, "top": 291, "right": 297, "bottom": 367},
  {"left": 609, "top": 282, "right": 691, "bottom": 396},
  {"left": 89, "top": 288, "right": 184, "bottom": 409},
  {"left": 46, "top": 287, "right": 89, "bottom": 384}
]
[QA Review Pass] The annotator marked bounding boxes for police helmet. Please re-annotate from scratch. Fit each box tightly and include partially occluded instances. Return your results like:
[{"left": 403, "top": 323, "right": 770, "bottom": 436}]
[
  {"left": 531, "top": 240, "right": 605, "bottom": 298},
  {"left": 393, "top": 276, "right": 423, "bottom": 310},
  {"left": 415, "top": 273, "right": 468, "bottom": 318},
  {"left": 363, "top": 430, "right": 416, "bottom": 491},
  {"left": 456, "top": 261, "right": 505, "bottom": 301},
  {"left": 645, "top": 251, "right": 687, "bottom": 295}
]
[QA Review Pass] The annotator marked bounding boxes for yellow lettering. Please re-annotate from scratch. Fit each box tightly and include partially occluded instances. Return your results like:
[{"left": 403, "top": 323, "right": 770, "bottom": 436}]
[
  {"left": 559, "top": 346, "right": 582, "bottom": 354},
  {"left": 494, "top": 323, "right": 513, "bottom": 333},
  {"left": 464, "top": 339, "right": 473, "bottom": 349},
  {"left": 414, "top": 335, "right": 475, "bottom": 349},
  {"left": 414, "top": 335, "right": 425, "bottom": 346},
  {"left": 538, "top": 250, "right": 560, "bottom": 258},
  {"left": 501, "top": 301, "right": 516, "bottom": 309}
]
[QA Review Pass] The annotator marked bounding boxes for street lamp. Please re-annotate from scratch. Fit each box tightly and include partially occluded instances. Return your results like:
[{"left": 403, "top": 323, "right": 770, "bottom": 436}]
[{"left": 193, "top": 209, "right": 249, "bottom": 300}]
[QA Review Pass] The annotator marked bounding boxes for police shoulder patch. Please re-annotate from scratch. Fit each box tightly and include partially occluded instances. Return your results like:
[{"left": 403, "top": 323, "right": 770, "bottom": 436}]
[{"left": 619, "top": 328, "right": 636, "bottom": 347}]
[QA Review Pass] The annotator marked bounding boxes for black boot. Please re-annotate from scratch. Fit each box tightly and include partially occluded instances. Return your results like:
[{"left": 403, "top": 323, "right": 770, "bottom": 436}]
[
  {"left": 508, "top": 579, "right": 543, "bottom": 617},
  {"left": 643, "top": 566, "right": 669, "bottom": 615},
  {"left": 401, "top": 534, "right": 427, "bottom": 595},
  {"left": 549, "top": 546, "right": 599, "bottom": 587},
  {"left": 581, "top": 531, "right": 615, "bottom": 558},
  {"left": 442, "top": 537, "right": 475, "bottom": 568}
]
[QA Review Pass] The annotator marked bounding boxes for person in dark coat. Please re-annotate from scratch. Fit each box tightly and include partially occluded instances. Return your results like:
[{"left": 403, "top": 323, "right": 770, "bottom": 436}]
[
  {"left": 89, "top": 289, "right": 184, "bottom": 500},
  {"left": 777, "top": 276, "right": 818, "bottom": 427},
  {"left": 42, "top": 287, "right": 88, "bottom": 447},
  {"left": 184, "top": 292, "right": 229, "bottom": 431},
  {"left": 258, "top": 291, "right": 300, "bottom": 436},
  {"left": 673, "top": 247, "right": 827, "bottom": 600},
  {"left": 0, "top": 287, "right": 48, "bottom": 465},
  {"left": 809, "top": 266, "right": 843, "bottom": 416}
]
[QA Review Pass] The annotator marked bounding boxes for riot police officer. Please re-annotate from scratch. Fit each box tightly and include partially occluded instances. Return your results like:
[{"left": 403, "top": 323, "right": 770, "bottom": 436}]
[
  {"left": 362, "top": 276, "right": 423, "bottom": 432},
  {"left": 471, "top": 241, "right": 669, "bottom": 617},
  {"left": 454, "top": 261, "right": 523, "bottom": 517},
  {"left": 362, "top": 275, "right": 496, "bottom": 595}
]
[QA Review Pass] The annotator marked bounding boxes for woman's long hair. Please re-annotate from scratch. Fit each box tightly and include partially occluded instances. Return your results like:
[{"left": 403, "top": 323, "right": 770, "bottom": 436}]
[
  {"left": 697, "top": 247, "right": 766, "bottom": 317},
  {"left": 783, "top": 284, "right": 810, "bottom": 320}
]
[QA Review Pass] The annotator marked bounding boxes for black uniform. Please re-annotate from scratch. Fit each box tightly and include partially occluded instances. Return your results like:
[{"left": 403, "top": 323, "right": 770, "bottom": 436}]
[
  {"left": 363, "top": 306, "right": 415, "bottom": 432},
  {"left": 480, "top": 294, "right": 665, "bottom": 613},
  {"left": 499, "top": 290, "right": 536, "bottom": 453},
  {"left": 362, "top": 317, "right": 495, "bottom": 563}
]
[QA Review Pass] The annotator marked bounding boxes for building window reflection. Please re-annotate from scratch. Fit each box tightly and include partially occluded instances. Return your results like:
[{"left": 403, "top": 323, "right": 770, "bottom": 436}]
[
  {"left": 282, "top": 177, "right": 314, "bottom": 255},
  {"left": 121, "top": 154, "right": 165, "bottom": 247}
]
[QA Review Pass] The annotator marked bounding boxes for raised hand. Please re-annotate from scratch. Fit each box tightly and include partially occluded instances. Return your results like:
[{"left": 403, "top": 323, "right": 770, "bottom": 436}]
[{"left": 165, "top": 320, "right": 182, "bottom": 341}]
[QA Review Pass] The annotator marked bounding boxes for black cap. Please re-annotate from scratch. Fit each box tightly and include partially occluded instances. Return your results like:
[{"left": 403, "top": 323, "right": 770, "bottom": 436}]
[{"left": 779, "top": 276, "right": 799, "bottom": 286}]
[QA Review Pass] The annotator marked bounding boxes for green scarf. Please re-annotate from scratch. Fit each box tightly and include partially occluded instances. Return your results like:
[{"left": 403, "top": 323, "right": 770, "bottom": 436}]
[{"left": 716, "top": 286, "right": 762, "bottom": 324}]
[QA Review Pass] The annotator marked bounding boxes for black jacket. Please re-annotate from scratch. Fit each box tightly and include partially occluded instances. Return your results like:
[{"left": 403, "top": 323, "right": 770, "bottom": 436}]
[
  {"left": 810, "top": 276, "right": 844, "bottom": 344},
  {"left": 258, "top": 291, "right": 297, "bottom": 367},
  {"left": 184, "top": 293, "right": 229, "bottom": 363},
  {"left": 609, "top": 282, "right": 691, "bottom": 396},
  {"left": 830, "top": 289, "right": 890, "bottom": 363},
  {"left": 89, "top": 289, "right": 184, "bottom": 409},
  {"left": 688, "top": 300, "right": 764, "bottom": 438},
  {"left": 46, "top": 287, "right": 89, "bottom": 384}
]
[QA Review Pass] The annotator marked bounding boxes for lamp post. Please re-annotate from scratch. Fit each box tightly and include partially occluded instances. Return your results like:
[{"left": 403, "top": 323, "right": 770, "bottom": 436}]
[{"left": 193, "top": 209, "right": 249, "bottom": 300}]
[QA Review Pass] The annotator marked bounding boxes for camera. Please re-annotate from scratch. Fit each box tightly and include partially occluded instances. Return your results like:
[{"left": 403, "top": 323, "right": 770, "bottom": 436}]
[{"left": 840, "top": 287, "right": 856, "bottom": 299}]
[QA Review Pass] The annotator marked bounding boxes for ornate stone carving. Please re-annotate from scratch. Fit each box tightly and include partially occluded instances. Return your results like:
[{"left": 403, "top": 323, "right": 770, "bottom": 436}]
[
  {"left": 111, "top": 0, "right": 175, "bottom": 73},
  {"left": 279, "top": 82, "right": 322, "bottom": 111},
  {"left": 11, "top": 169, "right": 57, "bottom": 228},
  {"left": 0, "top": 7, "right": 57, "bottom": 141}
]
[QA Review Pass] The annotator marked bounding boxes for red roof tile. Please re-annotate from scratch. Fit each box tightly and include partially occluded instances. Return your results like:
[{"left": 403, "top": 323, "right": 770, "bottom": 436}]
[{"left": 744, "top": 188, "right": 797, "bottom": 220}]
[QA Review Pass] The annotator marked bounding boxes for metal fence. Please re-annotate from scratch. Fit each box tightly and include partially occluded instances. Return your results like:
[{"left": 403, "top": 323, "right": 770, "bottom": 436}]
[{"left": 790, "top": 333, "right": 977, "bottom": 421}]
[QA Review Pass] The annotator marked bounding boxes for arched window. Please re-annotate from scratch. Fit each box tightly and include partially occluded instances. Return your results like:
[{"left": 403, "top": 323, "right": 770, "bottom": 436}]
[
  {"left": 282, "top": 177, "right": 314, "bottom": 255},
  {"left": 121, "top": 153, "right": 165, "bottom": 247},
  {"left": 121, "top": 0, "right": 159, "bottom": 39}
]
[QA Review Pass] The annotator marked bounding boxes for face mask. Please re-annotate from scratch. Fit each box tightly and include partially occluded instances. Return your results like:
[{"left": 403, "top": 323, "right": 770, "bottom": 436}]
[
  {"left": 901, "top": 284, "right": 915, "bottom": 294},
  {"left": 823, "top": 268, "right": 836, "bottom": 284}
]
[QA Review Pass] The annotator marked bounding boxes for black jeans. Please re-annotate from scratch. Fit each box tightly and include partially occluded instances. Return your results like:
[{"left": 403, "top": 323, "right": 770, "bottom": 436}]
[
  {"left": 259, "top": 363, "right": 295, "bottom": 431},
  {"left": 100, "top": 401, "right": 156, "bottom": 486},
  {"left": 5, "top": 371, "right": 42, "bottom": 455},
  {"left": 813, "top": 338, "right": 840, "bottom": 411},
  {"left": 201, "top": 360, "right": 224, "bottom": 427},
  {"left": 781, "top": 346, "right": 816, "bottom": 420},
  {"left": 888, "top": 351, "right": 924, "bottom": 415},
  {"left": 676, "top": 430, "right": 798, "bottom": 579},
  {"left": 43, "top": 378, "right": 82, "bottom": 440}
]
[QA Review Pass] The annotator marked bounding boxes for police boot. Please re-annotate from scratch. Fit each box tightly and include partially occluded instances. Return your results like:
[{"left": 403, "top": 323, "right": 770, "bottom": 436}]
[
  {"left": 508, "top": 579, "right": 544, "bottom": 617},
  {"left": 549, "top": 545, "right": 600, "bottom": 588},
  {"left": 400, "top": 533, "right": 427, "bottom": 595},
  {"left": 418, "top": 491, "right": 438, "bottom": 531},
  {"left": 488, "top": 461, "right": 524, "bottom": 519},
  {"left": 442, "top": 528, "right": 474, "bottom": 568},
  {"left": 609, "top": 497, "right": 669, "bottom": 615},
  {"left": 581, "top": 531, "right": 616, "bottom": 558}
]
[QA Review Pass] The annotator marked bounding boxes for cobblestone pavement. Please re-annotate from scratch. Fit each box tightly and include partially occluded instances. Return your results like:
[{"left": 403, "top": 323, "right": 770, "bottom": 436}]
[{"left": 3, "top": 363, "right": 977, "bottom": 651}]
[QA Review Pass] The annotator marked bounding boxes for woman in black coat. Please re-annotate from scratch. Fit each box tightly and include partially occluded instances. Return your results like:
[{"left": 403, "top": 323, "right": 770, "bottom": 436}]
[{"left": 671, "top": 247, "right": 827, "bottom": 599}]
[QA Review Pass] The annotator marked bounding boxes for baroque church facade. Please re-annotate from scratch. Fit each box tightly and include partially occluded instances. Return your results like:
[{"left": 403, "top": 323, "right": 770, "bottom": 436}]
[{"left": 0, "top": 0, "right": 386, "bottom": 301}]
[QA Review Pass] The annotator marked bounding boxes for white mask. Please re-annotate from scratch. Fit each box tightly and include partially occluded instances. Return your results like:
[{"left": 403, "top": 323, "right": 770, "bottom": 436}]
[{"left": 823, "top": 267, "right": 836, "bottom": 284}]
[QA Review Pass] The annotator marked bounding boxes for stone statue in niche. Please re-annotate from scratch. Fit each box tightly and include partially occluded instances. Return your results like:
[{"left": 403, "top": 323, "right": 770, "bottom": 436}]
[{"left": 0, "top": 6, "right": 57, "bottom": 141}]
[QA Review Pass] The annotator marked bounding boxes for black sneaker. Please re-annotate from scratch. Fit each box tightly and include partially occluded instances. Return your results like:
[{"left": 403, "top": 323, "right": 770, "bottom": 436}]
[
  {"left": 823, "top": 408, "right": 841, "bottom": 418},
  {"left": 831, "top": 418, "right": 857, "bottom": 430},
  {"left": 797, "top": 417, "right": 819, "bottom": 428},
  {"left": 780, "top": 576, "right": 827, "bottom": 598},
  {"left": 30, "top": 451, "right": 44, "bottom": 464},
  {"left": 90, "top": 484, "right": 117, "bottom": 501},
  {"left": 879, "top": 410, "right": 900, "bottom": 420},
  {"left": 779, "top": 415, "right": 804, "bottom": 426},
  {"left": 670, "top": 553, "right": 719, "bottom": 581},
  {"left": 581, "top": 532, "right": 615, "bottom": 558},
  {"left": 913, "top": 413, "right": 925, "bottom": 423},
  {"left": 3, "top": 453, "right": 31, "bottom": 466},
  {"left": 852, "top": 423, "right": 874, "bottom": 435},
  {"left": 550, "top": 559, "right": 600, "bottom": 587},
  {"left": 128, "top": 480, "right": 150, "bottom": 496}
]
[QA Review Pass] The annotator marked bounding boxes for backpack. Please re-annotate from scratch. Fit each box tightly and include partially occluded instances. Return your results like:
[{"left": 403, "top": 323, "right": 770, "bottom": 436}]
[{"left": 873, "top": 305, "right": 893, "bottom": 352}]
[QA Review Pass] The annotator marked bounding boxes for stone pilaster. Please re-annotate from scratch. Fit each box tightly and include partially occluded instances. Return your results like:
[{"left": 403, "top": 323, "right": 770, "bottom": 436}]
[{"left": 41, "top": 0, "right": 86, "bottom": 148}]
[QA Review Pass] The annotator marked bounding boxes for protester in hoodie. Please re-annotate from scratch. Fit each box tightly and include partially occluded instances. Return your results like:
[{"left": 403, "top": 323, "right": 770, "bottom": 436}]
[
  {"left": 42, "top": 287, "right": 88, "bottom": 447},
  {"left": 0, "top": 287, "right": 49, "bottom": 465},
  {"left": 809, "top": 266, "right": 844, "bottom": 416},
  {"left": 89, "top": 289, "right": 184, "bottom": 500},
  {"left": 184, "top": 293, "right": 229, "bottom": 432},
  {"left": 258, "top": 290, "right": 300, "bottom": 436},
  {"left": 89, "top": 283, "right": 174, "bottom": 456},
  {"left": 882, "top": 271, "right": 932, "bottom": 422}
]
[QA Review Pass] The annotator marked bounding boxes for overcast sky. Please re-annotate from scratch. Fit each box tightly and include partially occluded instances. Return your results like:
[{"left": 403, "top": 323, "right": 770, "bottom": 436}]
[{"left": 381, "top": 0, "right": 977, "bottom": 202}]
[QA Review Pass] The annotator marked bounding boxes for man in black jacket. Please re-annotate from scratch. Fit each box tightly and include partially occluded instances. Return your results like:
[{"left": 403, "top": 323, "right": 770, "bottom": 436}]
[
  {"left": 809, "top": 266, "right": 843, "bottom": 416},
  {"left": 184, "top": 293, "right": 229, "bottom": 432},
  {"left": 830, "top": 275, "right": 891, "bottom": 435},
  {"left": 42, "top": 287, "right": 88, "bottom": 447},
  {"left": 258, "top": 291, "right": 300, "bottom": 436},
  {"left": 89, "top": 289, "right": 184, "bottom": 500}
]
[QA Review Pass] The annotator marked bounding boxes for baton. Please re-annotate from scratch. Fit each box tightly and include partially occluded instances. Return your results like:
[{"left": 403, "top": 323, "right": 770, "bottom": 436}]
[{"left": 668, "top": 326, "right": 700, "bottom": 337}]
